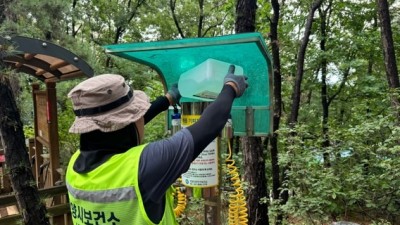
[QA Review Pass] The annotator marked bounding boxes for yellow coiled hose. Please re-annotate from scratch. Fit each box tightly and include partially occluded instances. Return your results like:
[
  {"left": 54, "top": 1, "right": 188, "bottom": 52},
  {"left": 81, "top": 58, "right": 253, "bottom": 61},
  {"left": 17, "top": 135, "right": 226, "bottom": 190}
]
[
  {"left": 172, "top": 138, "right": 248, "bottom": 224},
  {"left": 173, "top": 179, "right": 187, "bottom": 217},
  {"left": 226, "top": 139, "right": 248, "bottom": 225}
]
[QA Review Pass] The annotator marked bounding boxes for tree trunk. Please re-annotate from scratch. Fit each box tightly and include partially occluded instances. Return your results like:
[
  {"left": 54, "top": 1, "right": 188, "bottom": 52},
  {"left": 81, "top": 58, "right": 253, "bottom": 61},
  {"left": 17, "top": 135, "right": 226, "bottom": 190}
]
[
  {"left": 319, "top": 4, "right": 332, "bottom": 168},
  {"left": 235, "top": 0, "right": 256, "bottom": 34},
  {"left": 288, "top": 0, "right": 324, "bottom": 126},
  {"left": 269, "top": 0, "right": 283, "bottom": 224},
  {"left": 236, "top": 0, "right": 269, "bottom": 224},
  {"left": 169, "top": 0, "right": 186, "bottom": 38},
  {"left": 377, "top": 0, "right": 400, "bottom": 114},
  {"left": 0, "top": 75, "right": 50, "bottom": 225},
  {"left": 283, "top": 0, "right": 324, "bottom": 213},
  {"left": 241, "top": 137, "right": 269, "bottom": 225}
]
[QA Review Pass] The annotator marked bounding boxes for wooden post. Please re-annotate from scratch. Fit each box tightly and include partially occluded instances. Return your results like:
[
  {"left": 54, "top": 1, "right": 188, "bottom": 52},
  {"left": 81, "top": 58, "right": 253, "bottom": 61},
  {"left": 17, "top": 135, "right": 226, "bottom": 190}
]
[
  {"left": 32, "top": 82, "right": 67, "bottom": 224},
  {"left": 204, "top": 137, "right": 221, "bottom": 225},
  {"left": 46, "top": 82, "right": 66, "bottom": 225},
  {"left": 45, "top": 82, "right": 61, "bottom": 189},
  {"left": 32, "top": 83, "right": 44, "bottom": 188},
  {"left": 181, "top": 102, "right": 221, "bottom": 225},
  {"left": 26, "top": 138, "right": 36, "bottom": 178}
]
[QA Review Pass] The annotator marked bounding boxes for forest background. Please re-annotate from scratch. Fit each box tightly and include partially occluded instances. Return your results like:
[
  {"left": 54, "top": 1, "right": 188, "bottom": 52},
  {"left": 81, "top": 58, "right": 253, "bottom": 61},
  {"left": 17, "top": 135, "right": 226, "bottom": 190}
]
[{"left": 0, "top": 0, "right": 399, "bottom": 225}]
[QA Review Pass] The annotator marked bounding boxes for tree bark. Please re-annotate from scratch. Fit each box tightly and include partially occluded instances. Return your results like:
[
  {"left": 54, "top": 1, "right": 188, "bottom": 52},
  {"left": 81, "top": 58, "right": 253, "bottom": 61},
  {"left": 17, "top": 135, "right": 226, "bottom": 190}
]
[
  {"left": 241, "top": 137, "right": 269, "bottom": 225},
  {"left": 0, "top": 75, "right": 50, "bottom": 225},
  {"left": 288, "top": 0, "right": 324, "bottom": 126},
  {"left": 235, "top": 0, "right": 256, "bottom": 34},
  {"left": 376, "top": 0, "right": 400, "bottom": 113},
  {"left": 269, "top": 0, "right": 283, "bottom": 224},
  {"left": 236, "top": 0, "right": 269, "bottom": 225},
  {"left": 319, "top": 4, "right": 332, "bottom": 168},
  {"left": 197, "top": 0, "right": 204, "bottom": 37}
]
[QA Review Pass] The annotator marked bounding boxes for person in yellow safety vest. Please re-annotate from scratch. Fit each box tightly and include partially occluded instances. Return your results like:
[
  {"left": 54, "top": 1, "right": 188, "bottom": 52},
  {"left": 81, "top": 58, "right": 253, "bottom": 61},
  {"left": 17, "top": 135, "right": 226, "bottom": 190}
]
[{"left": 66, "top": 72, "right": 248, "bottom": 225}]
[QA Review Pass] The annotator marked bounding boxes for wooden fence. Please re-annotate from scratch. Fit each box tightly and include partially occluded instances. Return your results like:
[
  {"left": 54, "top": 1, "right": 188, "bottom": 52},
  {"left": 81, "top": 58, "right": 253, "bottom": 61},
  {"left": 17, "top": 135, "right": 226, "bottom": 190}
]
[{"left": 0, "top": 185, "right": 71, "bottom": 225}]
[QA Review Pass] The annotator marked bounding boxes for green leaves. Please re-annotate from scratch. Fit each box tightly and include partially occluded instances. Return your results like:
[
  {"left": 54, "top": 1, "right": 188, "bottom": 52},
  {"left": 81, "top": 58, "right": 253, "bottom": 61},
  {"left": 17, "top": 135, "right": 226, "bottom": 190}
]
[
  {"left": 2, "top": 0, "right": 400, "bottom": 223},
  {"left": 275, "top": 111, "right": 400, "bottom": 222}
]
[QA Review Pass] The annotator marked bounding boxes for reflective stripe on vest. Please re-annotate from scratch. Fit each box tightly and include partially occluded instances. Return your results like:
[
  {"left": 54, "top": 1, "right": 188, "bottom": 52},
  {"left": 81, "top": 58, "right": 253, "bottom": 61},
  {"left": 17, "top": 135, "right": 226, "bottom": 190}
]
[{"left": 66, "top": 182, "right": 136, "bottom": 203}]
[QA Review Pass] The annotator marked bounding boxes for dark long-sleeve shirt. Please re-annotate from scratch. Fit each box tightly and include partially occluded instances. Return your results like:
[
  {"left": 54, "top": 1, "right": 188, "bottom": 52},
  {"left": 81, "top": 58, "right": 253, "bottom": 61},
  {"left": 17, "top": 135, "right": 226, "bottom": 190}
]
[{"left": 139, "top": 85, "right": 236, "bottom": 222}]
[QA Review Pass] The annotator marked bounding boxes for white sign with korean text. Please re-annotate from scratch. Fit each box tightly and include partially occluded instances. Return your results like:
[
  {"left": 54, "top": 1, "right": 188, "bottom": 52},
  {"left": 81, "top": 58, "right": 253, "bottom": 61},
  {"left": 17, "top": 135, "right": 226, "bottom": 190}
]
[{"left": 181, "top": 115, "right": 218, "bottom": 187}]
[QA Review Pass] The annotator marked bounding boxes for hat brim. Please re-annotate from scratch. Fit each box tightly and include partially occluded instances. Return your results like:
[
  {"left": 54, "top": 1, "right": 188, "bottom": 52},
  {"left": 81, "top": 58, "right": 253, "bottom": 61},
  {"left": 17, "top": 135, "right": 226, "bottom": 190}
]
[{"left": 69, "top": 90, "right": 151, "bottom": 134}]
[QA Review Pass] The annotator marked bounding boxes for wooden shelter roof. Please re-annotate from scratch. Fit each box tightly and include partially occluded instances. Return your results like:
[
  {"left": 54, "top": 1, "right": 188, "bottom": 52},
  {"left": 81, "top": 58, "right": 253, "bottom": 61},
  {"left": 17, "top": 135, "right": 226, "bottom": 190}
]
[{"left": 0, "top": 36, "right": 93, "bottom": 82}]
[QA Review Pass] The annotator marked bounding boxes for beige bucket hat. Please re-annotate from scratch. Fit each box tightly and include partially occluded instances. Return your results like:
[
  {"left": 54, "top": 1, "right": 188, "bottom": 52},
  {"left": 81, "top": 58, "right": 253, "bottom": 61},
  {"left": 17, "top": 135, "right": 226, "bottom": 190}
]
[{"left": 68, "top": 74, "right": 151, "bottom": 134}]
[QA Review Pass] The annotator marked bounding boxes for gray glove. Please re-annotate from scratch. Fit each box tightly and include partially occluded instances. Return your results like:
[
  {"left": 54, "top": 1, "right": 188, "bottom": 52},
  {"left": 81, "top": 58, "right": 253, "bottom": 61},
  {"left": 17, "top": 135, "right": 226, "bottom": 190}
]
[
  {"left": 223, "top": 65, "right": 248, "bottom": 97},
  {"left": 168, "top": 83, "right": 181, "bottom": 104}
]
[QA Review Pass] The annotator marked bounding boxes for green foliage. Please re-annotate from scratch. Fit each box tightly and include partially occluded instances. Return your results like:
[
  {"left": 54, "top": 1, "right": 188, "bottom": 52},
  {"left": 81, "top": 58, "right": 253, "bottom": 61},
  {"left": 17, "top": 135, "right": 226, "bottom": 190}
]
[
  {"left": 57, "top": 95, "right": 80, "bottom": 168},
  {"left": 177, "top": 197, "right": 205, "bottom": 225},
  {"left": 371, "top": 219, "right": 393, "bottom": 225},
  {"left": 23, "top": 125, "right": 34, "bottom": 139},
  {"left": 139, "top": 0, "right": 236, "bottom": 39},
  {"left": 142, "top": 75, "right": 169, "bottom": 143},
  {"left": 3, "top": 0, "right": 68, "bottom": 38},
  {"left": 3, "top": 0, "right": 400, "bottom": 224},
  {"left": 274, "top": 109, "right": 400, "bottom": 223}
]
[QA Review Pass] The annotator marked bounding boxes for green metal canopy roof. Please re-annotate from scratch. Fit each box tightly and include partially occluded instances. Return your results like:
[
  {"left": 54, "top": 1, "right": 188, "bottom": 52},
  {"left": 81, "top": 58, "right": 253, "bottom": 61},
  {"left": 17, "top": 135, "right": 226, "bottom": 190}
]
[{"left": 104, "top": 32, "right": 273, "bottom": 136}]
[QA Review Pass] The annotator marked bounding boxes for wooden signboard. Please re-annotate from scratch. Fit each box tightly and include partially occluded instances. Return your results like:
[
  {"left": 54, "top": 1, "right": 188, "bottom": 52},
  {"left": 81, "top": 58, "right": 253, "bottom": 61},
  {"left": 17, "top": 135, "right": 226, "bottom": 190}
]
[{"left": 35, "top": 92, "right": 50, "bottom": 146}]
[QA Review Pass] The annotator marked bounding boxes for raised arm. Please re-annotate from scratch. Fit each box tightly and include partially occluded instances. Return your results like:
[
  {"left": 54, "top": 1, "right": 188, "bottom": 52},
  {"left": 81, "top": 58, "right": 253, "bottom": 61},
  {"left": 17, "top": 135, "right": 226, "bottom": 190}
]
[{"left": 143, "top": 84, "right": 181, "bottom": 124}]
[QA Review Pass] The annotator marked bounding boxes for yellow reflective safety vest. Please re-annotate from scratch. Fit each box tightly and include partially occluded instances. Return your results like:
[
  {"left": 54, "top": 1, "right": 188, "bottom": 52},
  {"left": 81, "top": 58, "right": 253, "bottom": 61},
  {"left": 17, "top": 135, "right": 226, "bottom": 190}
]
[{"left": 66, "top": 145, "right": 177, "bottom": 225}]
